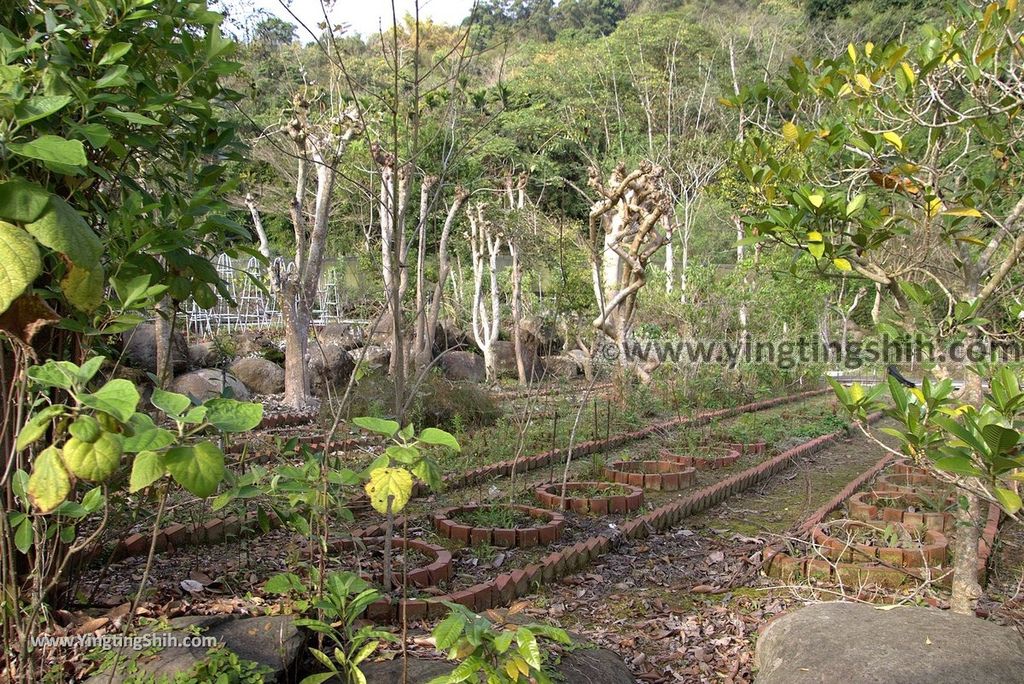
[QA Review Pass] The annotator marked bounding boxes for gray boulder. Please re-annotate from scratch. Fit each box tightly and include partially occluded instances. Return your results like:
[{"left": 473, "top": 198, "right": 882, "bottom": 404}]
[
  {"left": 542, "top": 354, "right": 581, "bottom": 379},
  {"left": 360, "top": 643, "right": 635, "bottom": 683},
  {"left": 432, "top": 318, "right": 476, "bottom": 356},
  {"left": 309, "top": 341, "right": 355, "bottom": 396},
  {"left": 121, "top": 323, "right": 188, "bottom": 374},
  {"left": 349, "top": 344, "right": 391, "bottom": 369},
  {"left": 169, "top": 369, "right": 250, "bottom": 402},
  {"left": 85, "top": 615, "right": 303, "bottom": 683},
  {"left": 493, "top": 340, "right": 542, "bottom": 380},
  {"left": 229, "top": 357, "right": 285, "bottom": 395},
  {"left": 318, "top": 322, "right": 369, "bottom": 351},
  {"left": 754, "top": 601, "right": 1024, "bottom": 684},
  {"left": 439, "top": 351, "right": 486, "bottom": 382},
  {"left": 187, "top": 341, "right": 219, "bottom": 368}
]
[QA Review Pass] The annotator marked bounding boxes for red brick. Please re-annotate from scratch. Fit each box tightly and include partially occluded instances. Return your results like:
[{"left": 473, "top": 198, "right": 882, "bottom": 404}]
[
  {"left": 520, "top": 527, "right": 539, "bottom": 548},
  {"left": 203, "top": 518, "right": 224, "bottom": 543}
]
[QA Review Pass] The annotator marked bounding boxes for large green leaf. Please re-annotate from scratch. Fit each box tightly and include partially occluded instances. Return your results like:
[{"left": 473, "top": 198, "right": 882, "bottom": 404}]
[
  {"left": 61, "top": 432, "right": 124, "bottom": 482},
  {"left": 14, "top": 95, "right": 73, "bottom": 126},
  {"left": 8, "top": 135, "right": 87, "bottom": 168},
  {"left": 994, "top": 487, "right": 1022, "bottom": 516},
  {"left": 353, "top": 416, "right": 400, "bottom": 437},
  {"left": 27, "top": 446, "right": 71, "bottom": 513},
  {"left": 151, "top": 387, "right": 192, "bottom": 417},
  {"left": 68, "top": 415, "right": 102, "bottom": 443},
  {"left": 15, "top": 404, "right": 65, "bottom": 450},
  {"left": 164, "top": 442, "right": 225, "bottom": 497},
  {"left": 123, "top": 413, "right": 175, "bottom": 453},
  {"left": 981, "top": 424, "right": 1019, "bottom": 456},
  {"left": 418, "top": 427, "right": 461, "bottom": 452},
  {"left": 433, "top": 613, "right": 466, "bottom": 651},
  {"left": 78, "top": 379, "right": 140, "bottom": 422},
  {"left": 129, "top": 451, "right": 165, "bottom": 492},
  {"left": 25, "top": 196, "right": 102, "bottom": 267},
  {"left": 364, "top": 467, "right": 413, "bottom": 514},
  {"left": 204, "top": 398, "right": 263, "bottom": 433},
  {"left": 0, "top": 179, "right": 50, "bottom": 222},
  {"left": 0, "top": 221, "right": 42, "bottom": 315}
]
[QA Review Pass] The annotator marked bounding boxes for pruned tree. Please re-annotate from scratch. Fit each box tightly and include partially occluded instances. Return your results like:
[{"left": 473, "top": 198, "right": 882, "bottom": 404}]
[
  {"left": 248, "top": 93, "right": 362, "bottom": 410},
  {"left": 586, "top": 162, "right": 670, "bottom": 379},
  {"left": 467, "top": 202, "right": 504, "bottom": 382}
]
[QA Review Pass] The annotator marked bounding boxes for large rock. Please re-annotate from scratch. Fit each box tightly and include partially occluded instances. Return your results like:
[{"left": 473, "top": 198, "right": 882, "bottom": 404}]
[
  {"left": 230, "top": 357, "right": 285, "bottom": 395},
  {"left": 349, "top": 344, "right": 391, "bottom": 369},
  {"left": 439, "top": 351, "right": 486, "bottom": 382},
  {"left": 432, "top": 318, "right": 476, "bottom": 356},
  {"left": 754, "top": 601, "right": 1024, "bottom": 684},
  {"left": 567, "top": 349, "right": 594, "bottom": 380},
  {"left": 360, "top": 643, "right": 634, "bottom": 683},
  {"left": 169, "top": 369, "right": 250, "bottom": 402},
  {"left": 541, "top": 354, "right": 581, "bottom": 379},
  {"left": 188, "top": 341, "right": 219, "bottom": 368},
  {"left": 318, "top": 322, "right": 370, "bottom": 351},
  {"left": 85, "top": 615, "right": 303, "bottom": 683},
  {"left": 493, "top": 340, "right": 542, "bottom": 380},
  {"left": 309, "top": 342, "right": 355, "bottom": 396},
  {"left": 121, "top": 323, "right": 188, "bottom": 374},
  {"left": 233, "top": 330, "right": 280, "bottom": 359},
  {"left": 518, "top": 316, "right": 564, "bottom": 355}
]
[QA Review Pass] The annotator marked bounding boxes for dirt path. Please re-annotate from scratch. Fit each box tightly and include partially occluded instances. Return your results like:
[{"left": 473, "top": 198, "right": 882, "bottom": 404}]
[{"left": 513, "top": 425, "right": 895, "bottom": 683}]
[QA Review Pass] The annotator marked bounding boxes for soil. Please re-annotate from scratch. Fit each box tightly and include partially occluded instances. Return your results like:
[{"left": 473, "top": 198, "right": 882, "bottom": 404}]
[{"left": 450, "top": 505, "right": 540, "bottom": 529}]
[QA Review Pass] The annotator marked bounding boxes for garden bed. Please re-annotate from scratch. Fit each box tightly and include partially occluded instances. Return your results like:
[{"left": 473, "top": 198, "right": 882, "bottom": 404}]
[
  {"left": 811, "top": 520, "right": 948, "bottom": 568},
  {"left": 432, "top": 505, "right": 565, "bottom": 548},
  {"left": 658, "top": 446, "right": 741, "bottom": 470},
  {"left": 603, "top": 460, "right": 697, "bottom": 490},
  {"left": 533, "top": 481, "right": 644, "bottom": 514},
  {"left": 873, "top": 472, "right": 951, "bottom": 496},
  {"left": 847, "top": 490, "right": 955, "bottom": 532}
]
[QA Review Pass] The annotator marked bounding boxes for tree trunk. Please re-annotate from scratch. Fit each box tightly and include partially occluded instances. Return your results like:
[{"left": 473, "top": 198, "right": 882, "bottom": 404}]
[
  {"left": 482, "top": 344, "right": 497, "bottom": 384},
  {"left": 510, "top": 242, "right": 528, "bottom": 384},
  {"left": 950, "top": 488, "right": 982, "bottom": 615},
  {"left": 281, "top": 278, "right": 310, "bottom": 409},
  {"left": 154, "top": 297, "right": 173, "bottom": 387}
]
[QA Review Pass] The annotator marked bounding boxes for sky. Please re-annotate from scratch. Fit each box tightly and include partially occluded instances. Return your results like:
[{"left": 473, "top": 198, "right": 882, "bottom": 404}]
[{"left": 245, "top": 0, "right": 477, "bottom": 38}]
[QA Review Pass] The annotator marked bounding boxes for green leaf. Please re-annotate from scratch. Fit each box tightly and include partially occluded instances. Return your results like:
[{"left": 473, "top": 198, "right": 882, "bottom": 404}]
[
  {"left": 981, "top": 424, "right": 1019, "bottom": 455},
  {"left": 123, "top": 413, "right": 175, "bottom": 453},
  {"left": 102, "top": 109, "right": 160, "bottom": 126},
  {"left": 0, "top": 221, "right": 42, "bottom": 315},
  {"left": 418, "top": 427, "right": 461, "bottom": 452},
  {"left": 151, "top": 388, "right": 192, "bottom": 417},
  {"left": 15, "top": 404, "right": 65, "bottom": 450},
  {"left": 994, "top": 487, "right": 1022, "bottom": 515},
  {"left": 434, "top": 613, "right": 465, "bottom": 651},
  {"left": 0, "top": 179, "right": 51, "bottom": 222},
  {"left": 14, "top": 95, "right": 73, "bottom": 126},
  {"left": 61, "top": 264, "right": 105, "bottom": 313},
  {"left": 68, "top": 415, "right": 102, "bottom": 443},
  {"left": 129, "top": 451, "right": 165, "bottom": 492},
  {"left": 8, "top": 135, "right": 87, "bottom": 168},
  {"left": 845, "top": 194, "right": 866, "bottom": 217},
  {"left": 364, "top": 467, "right": 413, "bottom": 514},
  {"left": 493, "top": 629, "right": 515, "bottom": 653},
  {"left": 78, "top": 379, "right": 140, "bottom": 422},
  {"left": 25, "top": 196, "right": 102, "bottom": 267},
  {"left": 164, "top": 442, "right": 225, "bottom": 497},
  {"left": 14, "top": 517, "right": 32, "bottom": 554},
  {"left": 98, "top": 42, "right": 131, "bottom": 65},
  {"left": 28, "top": 446, "right": 71, "bottom": 513},
  {"left": 353, "top": 416, "right": 400, "bottom": 437},
  {"left": 933, "top": 454, "right": 982, "bottom": 476},
  {"left": 516, "top": 627, "right": 541, "bottom": 670},
  {"left": 412, "top": 458, "right": 443, "bottom": 491},
  {"left": 62, "top": 432, "right": 124, "bottom": 482},
  {"left": 203, "top": 398, "right": 263, "bottom": 433},
  {"left": 26, "top": 360, "right": 78, "bottom": 389},
  {"left": 264, "top": 572, "right": 304, "bottom": 595}
]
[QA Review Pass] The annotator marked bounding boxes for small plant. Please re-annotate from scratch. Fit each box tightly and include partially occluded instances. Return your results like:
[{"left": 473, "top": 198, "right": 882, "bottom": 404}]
[
  {"left": 429, "top": 603, "right": 572, "bottom": 684},
  {"left": 453, "top": 506, "right": 534, "bottom": 529},
  {"left": 266, "top": 570, "right": 396, "bottom": 684}
]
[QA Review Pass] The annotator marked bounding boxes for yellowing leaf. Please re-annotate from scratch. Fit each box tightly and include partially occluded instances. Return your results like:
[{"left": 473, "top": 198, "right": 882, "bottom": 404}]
[
  {"left": 900, "top": 62, "right": 916, "bottom": 85},
  {"left": 855, "top": 74, "right": 873, "bottom": 92},
  {"left": 848, "top": 43, "right": 857, "bottom": 63},
  {"left": 782, "top": 121, "right": 799, "bottom": 143},
  {"left": 942, "top": 207, "right": 983, "bottom": 218},
  {"left": 865, "top": 42, "right": 874, "bottom": 57},
  {"left": 833, "top": 257, "right": 853, "bottom": 271},
  {"left": 28, "top": 447, "right": 71, "bottom": 513},
  {"left": 838, "top": 83, "right": 853, "bottom": 97},
  {"left": 883, "top": 131, "right": 903, "bottom": 151},
  {"left": 927, "top": 197, "right": 944, "bottom": 217},
  {"left": 365, "top": 467, "right": 414, "bottom": 514},
  {"left": 808, "top": 193, "right": 825, "bottom": 208},
  {"left": 807, "top": 231, "right": 825, "bottom": 258}
]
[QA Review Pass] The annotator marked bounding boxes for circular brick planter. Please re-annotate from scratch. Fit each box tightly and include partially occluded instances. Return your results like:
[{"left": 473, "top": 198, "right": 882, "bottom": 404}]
[
  {"left": 847, "top": 491, "right": 955, "bottom": 532},
  {"left": 534, "top": 481, "right": 644, "bottom": 514},
  {"left": 873, "top": 472, "right": 949, "bottom": 495},
  {"left": 723, "top": 441, "right": 767, "bottom": 455},
  {"left": 892, "top": 460, "right": 932, "bottom": 477},
  {"left": 432, "top": 505, "right": 564, "bottom": 548},
  {"left": 332, "top": 536, "right": 453, "bottom": 588},
  {"left": 763, "top": 548, "right": 919, "bottom": 589},
  {"left": 603, "top": 460, "right": 697, "bottom": 491},
  {"left": 659, "top": 446, "right": 741, "bottom": 470},
  {"left": 811, "top": 520, "right": 947, "bottom": 568}
]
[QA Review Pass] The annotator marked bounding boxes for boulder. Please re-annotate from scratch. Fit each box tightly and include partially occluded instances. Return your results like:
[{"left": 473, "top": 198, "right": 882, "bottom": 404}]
[
  {"left": 567, "top": 349, "right": 594, "bottom": 380},
  {"left": 432, "top": 318, "right": 476, "bottom": 356},
  {"left": 309, "top": 342, "right": 355, "bottom": 396},
  {"left": 518, "top": 316, "right": 564, "bottom": 355},
  {"left": 349, "top": 345, "right": 391, "bottom": 369},
  {"left": 754, "top": 601, "right": 1024, "bottom": 684},
  {"left": 229, "top": 357, "right": 285, "bottom": 395},
  {"left": 121, "top": 323, "right": 188, "bottom": 374},
  {"left": 439, "top": 351, "right": 486, "bottom": 383},
  {"left": 85, "top": 615, "right": 303, "bottom": 683},
  {"left": 169, "top": 369, "right": 250, "bottom": 402},
  {"left": 360, "top": 643, "right": 634, "bottom": 683},
  {"left": 493, "top": 340, "right": 542, "bottom": 380},
  {"left": 233, "top": 330, "right": 280, "bottom": 359},
  {"left": 541, "top": 354, "right": 581, "bottom": 379},
  {"left": 317, "top": 322, "right": 369, "bottom": 351},
  {"left": 188, "top": 341, "right": 219, "bottom": 368}
]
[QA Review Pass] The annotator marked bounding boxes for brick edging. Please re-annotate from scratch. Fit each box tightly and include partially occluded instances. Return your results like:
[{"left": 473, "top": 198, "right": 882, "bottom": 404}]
[
  {"left": 602, "top": 460, "right": 697, "bottom": 491},
  {"left": 431, "top": 505, "right": 565, "bottom": 548},
  {"left": 534, "top": 482, "right": 645, "bottom": 515}
]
